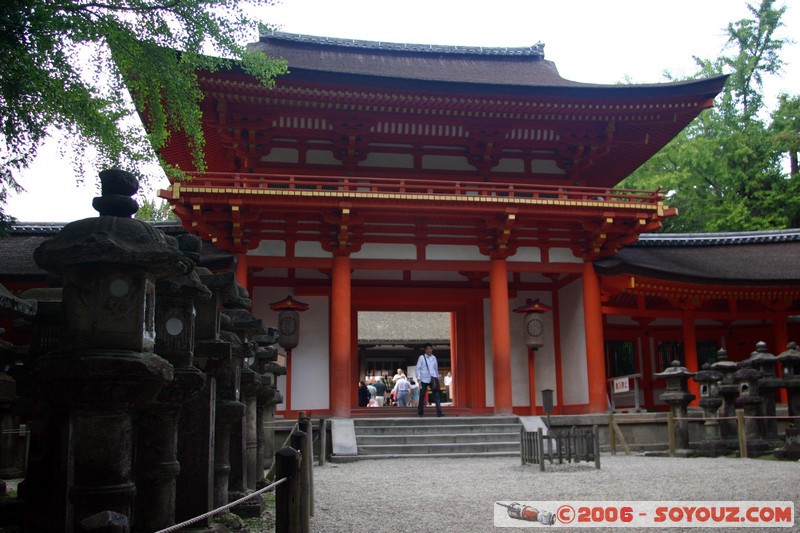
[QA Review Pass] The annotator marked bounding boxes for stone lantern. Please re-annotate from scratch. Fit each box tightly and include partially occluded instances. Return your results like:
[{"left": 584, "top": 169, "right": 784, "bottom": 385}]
[
  {"left": 692, "top": 364, "right": 728, "bottom": 456},
  {"left": 710, "top": 348, "right": 739, "bottom": 442},
  {"left": 30, "top": 169, "right": 185, "bottom": 528},
  {"left": 654, "top": 360, "right": 695, "bottom": 450},
  {"left": 732, "top": 365, "right": 769, "bottom": 456},
  {"left": 741, "top": 341, "right": 781, "bottom": 440},
  {"left": 777, "top": 342, "right": 800, "bottom": 418},
  {"left": 134, "top": 233, "right": 210, "bottom": 532},
  {"left": 775, "top": 342, "right": 800, "bottom": 460}
]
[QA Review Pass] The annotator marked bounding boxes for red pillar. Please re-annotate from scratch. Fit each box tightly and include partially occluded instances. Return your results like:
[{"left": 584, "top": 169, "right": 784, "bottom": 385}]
[
  {"left": 528, "top": 349, "right": 536, "bottom": 415},
  {"left": 330, "top": 254, "right": 352, "bottom": 417},
  {"left": 551, "top": 289, "right": 564, "bottom": 414},
  {"left": 773, "top": 313, "right": 789, "bottom": 404},
  {"left": 682, "top": 310, "right": 700, "bottom": 406},
  {"left": 235, "top": 253, "right": 249, "bottom": 292},
  {"left": 582, "top": 262, "right": 607, "bottom": 413},
  {"left": 490, "top": 258, "right": 513, "bottom": 415}
]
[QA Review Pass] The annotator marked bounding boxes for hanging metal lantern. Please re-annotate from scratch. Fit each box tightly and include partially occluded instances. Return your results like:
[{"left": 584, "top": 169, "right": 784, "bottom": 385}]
[
  {"left": 513, "top": 298, "right": 552, "bottom": 349},
  {"left": 269, "top": 295, "right": 309, "bottom": 351}
]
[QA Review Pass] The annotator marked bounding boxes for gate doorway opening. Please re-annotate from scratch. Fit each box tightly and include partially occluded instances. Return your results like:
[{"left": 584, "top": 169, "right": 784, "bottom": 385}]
[{"left": 357, "top": 311, "right": 454, "bottom": 405}]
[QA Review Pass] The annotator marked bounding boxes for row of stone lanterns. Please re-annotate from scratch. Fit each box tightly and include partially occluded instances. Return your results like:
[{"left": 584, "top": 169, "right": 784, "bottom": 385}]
[
  {"left": 657, "top": 340, "right": 800, "bottom": 459},
  {"left": 4, "top": 169, "right": 289, "bottom": 532}
]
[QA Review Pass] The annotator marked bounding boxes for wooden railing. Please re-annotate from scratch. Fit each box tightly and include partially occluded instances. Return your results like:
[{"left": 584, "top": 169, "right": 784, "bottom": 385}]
[
  {"left": 521, "top": 425, "right": 601, "bottom": 472},
  {"left": 172, "top": 171, "right": 666, "bottom": 207}
]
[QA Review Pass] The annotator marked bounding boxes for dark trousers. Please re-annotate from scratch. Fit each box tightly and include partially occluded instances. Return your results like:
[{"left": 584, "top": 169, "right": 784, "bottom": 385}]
[{"left": 417, "top": 381, "right": 442, "bottom": 416}]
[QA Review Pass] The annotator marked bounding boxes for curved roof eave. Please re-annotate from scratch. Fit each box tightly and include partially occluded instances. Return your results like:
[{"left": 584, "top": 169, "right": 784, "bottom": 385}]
[
  {"left": 595, "top": 229, "right": 800, "bottom": 284},
  {"left": 248, "top": 31, "right": 728, "bottom": 99}
]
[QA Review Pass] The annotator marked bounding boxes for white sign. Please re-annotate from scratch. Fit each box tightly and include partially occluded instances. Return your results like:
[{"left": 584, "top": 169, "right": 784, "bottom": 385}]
[{"left": 613, "top": 377, "right": 630, "bottom": 394}]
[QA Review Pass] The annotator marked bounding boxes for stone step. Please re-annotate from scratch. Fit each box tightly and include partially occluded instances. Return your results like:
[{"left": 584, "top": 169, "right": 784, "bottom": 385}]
[
  {"left": 355, "top": 423, "right": 520, "bottom": 435},
  {"left": 357, "top": 440, "right": 520, "bottom": 456},
  {"left": 347, "top": 415, "right": 522, "bottom": 460},
  {"left": 353, "top": 415, "right": 519, "bottom": 427},
  {"left": 329, "top": 450, "right": 519, "bottom": 463},
  {"left": 357, "top": 432, "right": 518, "bottom": 445}
]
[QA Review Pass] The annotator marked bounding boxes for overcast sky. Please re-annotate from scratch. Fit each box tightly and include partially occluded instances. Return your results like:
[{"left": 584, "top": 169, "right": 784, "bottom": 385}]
[{"left": 7, "top": 0, "right": 800, "bottom": 222}]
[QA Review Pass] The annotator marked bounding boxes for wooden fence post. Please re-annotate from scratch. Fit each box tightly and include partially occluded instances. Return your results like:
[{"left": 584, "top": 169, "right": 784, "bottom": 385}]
[
  {"left": 736, "top": 409, "right": 747, "bottom": 459},
  {"left": 290, "top": 430, "right": 310, "bottom": 533},
  {"left": 609, "top": 412, "right": 617, "bottom": 455},
  {"left": 298, "top": 415, "right": 314, "bottom": 517},
  {"left": 318, "top": 418, "right": 327, "bottom": 466},
  {"left": 275, "top": 447, "right": 301, "bottom": 533},
  {"left": 667, "top": 411, "right": 676, "bottom": 457},
  {"left": 593, "top": 425, "right": 601, "bottom": 469},
  {"left": 536, "top": 427, "right": 545, "bottom": 472}
]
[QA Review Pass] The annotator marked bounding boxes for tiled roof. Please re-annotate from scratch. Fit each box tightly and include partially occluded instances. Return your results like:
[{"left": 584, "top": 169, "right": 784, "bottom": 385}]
[
  {"left": 596, "top": 229, "right": 800, "bottom": 283},
  {"left": 249, "top": 31, "right": 582, "bottom": 88},
  {"left": 264, "top": 31, "right": 545, "bottom": 57},
  {"left": 249, "top": 31, "right": 727, "bottom": 93},
  {"left": 635, "top": 229, "right": 800, "bottom": 246}
]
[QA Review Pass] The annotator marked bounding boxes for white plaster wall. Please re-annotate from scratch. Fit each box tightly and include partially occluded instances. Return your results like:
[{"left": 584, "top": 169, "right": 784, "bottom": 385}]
[
  {"left": 549, "top": 248, "right": 582, "bottom": 263},
  {"left": 351, "top": 243, "right": 416, "bottom": 260},
  {"left": 247, "top": 240, "right": 286, "bottom": 257},
  {"left": 482, "top": 291, "right": 554, "bottom": 408},
  {"left": 558, "top": 278, "right": 590, "bottom": 405},
  {"left": 426, "top": 244, "right": 484, "bottom": 261},
  {"left": 606, "top": 314, "right": 641, "bottom": 326},
  {"left": 352, "top": 269, "right": 403, "bottom": 280},
  {"left": 508, "top": 247, "right": 541, "bottom": 263},
  {"left": 296, "top": 241, "right": 332, "bottom": 258},
  {"left": 251, "top": 287, "right": 330, "bottom": 411}
]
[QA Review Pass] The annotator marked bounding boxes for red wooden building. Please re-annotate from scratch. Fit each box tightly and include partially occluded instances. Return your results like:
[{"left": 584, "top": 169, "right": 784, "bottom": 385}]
[{"left": 150, "top": 32, "right": 799, "bottom": 417}]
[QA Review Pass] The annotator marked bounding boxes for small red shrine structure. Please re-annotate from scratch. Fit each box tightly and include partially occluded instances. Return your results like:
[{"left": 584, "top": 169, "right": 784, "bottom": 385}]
[{"left": 152, "top": 32, "right": 799, "bottom": 417}]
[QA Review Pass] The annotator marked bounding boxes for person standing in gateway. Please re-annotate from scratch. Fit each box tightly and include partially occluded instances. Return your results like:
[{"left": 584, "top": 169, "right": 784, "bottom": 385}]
[{"left": 416, "top": 343, "right": 443, "bottom": 417}]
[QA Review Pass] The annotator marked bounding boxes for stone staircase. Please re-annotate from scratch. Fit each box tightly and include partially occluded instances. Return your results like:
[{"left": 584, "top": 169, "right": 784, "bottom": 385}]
[{"left": 331, "top": 415, "right": 521, "bottom": 462}]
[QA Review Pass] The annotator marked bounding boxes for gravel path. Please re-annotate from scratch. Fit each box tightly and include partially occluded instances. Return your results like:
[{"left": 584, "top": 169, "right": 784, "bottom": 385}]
[{"left": 309, "top": 454, "right": 800, "bottom": 532}]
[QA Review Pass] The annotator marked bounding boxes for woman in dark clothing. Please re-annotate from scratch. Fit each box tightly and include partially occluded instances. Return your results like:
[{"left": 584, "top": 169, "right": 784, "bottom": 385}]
[{"left": 358, "top": 380, "right": 370, "bottom": 407}]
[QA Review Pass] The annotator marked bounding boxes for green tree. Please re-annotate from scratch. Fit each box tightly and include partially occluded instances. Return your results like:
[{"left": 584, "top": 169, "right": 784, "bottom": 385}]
[
  {"left": 0, "top": 0, "right": 287, "bottom": 230},
  {"left": 619, "top": 0, "right": 796, "bottom": 232},
  {"left": 770, "top": 94, "right": 800, "bottom": 226},
  {"left": 135, "top": 197, "right": 177, "bottom": 222}
]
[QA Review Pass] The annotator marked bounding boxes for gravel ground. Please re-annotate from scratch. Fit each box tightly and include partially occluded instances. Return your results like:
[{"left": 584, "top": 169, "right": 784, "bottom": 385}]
[{"left": 309, "top": 454, "right": 800, "bottom": 533}]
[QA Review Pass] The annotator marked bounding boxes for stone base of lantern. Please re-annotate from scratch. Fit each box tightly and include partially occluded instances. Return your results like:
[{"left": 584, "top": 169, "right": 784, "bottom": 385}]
[
  {"left": 741, "top": 439, "right": 771, "bottom": 458},
  {"left": 774, "top": 427, "right": 800, "bottom": 460},
  {"left": 693, "top": 439, "right": 733, "bottom": 457},
  {"left": 231, "top": 491, "right": 265, "bottom": 518}
]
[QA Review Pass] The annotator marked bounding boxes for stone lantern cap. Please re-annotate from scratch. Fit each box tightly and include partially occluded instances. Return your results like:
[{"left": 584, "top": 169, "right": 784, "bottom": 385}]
[
  {"left": 742, "top": 341, "right": 777, "bottom": 367},
  {"left": 694, "top": 365, "right": 723, "bottom": 384},
  {"left": 156, "top": 269, "right": 212, "bottom": 299},
  {"left": 33, "top": 169, "right": 185, "bottom": 279},
  {"left": 253, "top": 329, "right": 280, "bottom": 346},
  {"left": 654, "top": 360, "right": 695, "bottom": 380},
  {"left": 223, "top": 308, "right": 266, "bottom": 335},
  {"left": 710, "top": 348, "right": 739, "bottom": 374},
  {"left": 732, "top": 366, "right": 762, "bottom": 382},
  {"left": 777, "top": 342, "right": 800, "bottom": 363}
]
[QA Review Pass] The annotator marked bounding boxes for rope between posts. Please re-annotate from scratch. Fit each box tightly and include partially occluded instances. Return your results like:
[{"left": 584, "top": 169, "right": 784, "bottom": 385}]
[
  {"left": 265, "top": 421, "right": 300, "bottom": 482},
  {"left": 1, "top": 429, "right": 30, "bottom": 435},
  {"left": 154, "top": 477, "right": 287, "bottom": 533},
  {"left": 672, "top": 414, "right": 800, "bottom": 421}
]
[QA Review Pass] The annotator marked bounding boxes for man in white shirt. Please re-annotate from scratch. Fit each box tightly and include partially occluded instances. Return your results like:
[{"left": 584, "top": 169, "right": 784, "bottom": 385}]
[
  {"left": 415, "top": 343, "right": 443, "bottom": 417},
  {"left": 393, "top": 375, "right": 411, "bottom": 407}
]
